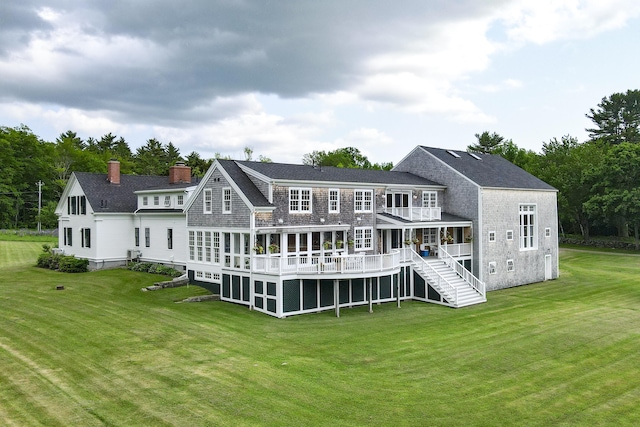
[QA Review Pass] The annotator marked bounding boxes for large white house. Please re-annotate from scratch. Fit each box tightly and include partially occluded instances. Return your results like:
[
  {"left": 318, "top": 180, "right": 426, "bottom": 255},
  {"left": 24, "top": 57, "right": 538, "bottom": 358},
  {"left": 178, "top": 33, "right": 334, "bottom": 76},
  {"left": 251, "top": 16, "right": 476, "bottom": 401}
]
[
  {"left": 183, "top": 146, "right": 559, "bottom": 318},
  {"left": 56, "top": 147, "right": 559, "bottom": 317},
  {"left": 55, "top": 160, "right": 197, "bottom": 270}
]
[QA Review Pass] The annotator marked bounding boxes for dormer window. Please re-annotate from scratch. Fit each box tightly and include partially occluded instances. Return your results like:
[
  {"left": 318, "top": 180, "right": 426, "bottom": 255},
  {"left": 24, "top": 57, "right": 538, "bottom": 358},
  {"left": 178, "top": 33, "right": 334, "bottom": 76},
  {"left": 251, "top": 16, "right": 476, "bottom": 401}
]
[
  {"left": 143, "top": 196, "right": 148, "bottom": 206},
  {"left": 153, "top": 196, "right": 159, "bottom": 206},
  {"left": 164, "top": 196, "right": 171, "bottom": 207}
]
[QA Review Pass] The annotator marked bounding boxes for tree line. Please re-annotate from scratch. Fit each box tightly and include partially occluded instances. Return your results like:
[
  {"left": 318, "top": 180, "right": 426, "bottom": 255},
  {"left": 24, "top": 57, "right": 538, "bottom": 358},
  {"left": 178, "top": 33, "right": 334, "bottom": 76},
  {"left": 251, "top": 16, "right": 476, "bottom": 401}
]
[{"left": 2, "top": 89, "right": 639, "bottom": 246}]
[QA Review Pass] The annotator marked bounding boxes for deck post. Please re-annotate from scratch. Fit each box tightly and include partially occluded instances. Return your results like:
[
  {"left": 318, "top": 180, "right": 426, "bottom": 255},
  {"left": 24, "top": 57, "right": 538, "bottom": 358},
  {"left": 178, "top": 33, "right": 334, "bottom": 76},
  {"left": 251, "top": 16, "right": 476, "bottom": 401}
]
[
  {"left": 368, "top": 278, "right": 373, "bottom": 313},
  {"left": 334, "top": 279, "right": 340, "bottom": 318},
  {"left": 397, "top": 275, "right": 401, "bottom": 308}
]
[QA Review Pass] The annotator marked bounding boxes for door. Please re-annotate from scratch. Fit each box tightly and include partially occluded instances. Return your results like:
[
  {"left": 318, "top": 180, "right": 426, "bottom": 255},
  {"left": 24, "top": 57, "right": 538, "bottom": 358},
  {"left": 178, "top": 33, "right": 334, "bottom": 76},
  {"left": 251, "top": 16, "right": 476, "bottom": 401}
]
[{"left": 544, "top": 254, "right": 552, "bottom": 280}]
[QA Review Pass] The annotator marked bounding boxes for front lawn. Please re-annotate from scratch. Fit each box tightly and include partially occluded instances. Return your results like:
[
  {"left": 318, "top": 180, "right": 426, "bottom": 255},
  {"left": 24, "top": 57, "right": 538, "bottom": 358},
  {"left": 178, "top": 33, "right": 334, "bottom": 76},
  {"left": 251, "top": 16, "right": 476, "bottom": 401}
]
[{"left": 0, "top": 243, "right": 638, "bottom": 426}]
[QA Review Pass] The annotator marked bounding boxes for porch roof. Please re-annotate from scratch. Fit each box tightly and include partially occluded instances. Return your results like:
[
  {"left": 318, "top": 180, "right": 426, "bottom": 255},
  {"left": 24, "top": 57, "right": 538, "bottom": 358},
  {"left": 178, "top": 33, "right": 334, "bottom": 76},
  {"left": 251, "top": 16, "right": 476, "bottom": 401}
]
[{"left": 376, "top": 211, "right": 471, "bottom": 227}]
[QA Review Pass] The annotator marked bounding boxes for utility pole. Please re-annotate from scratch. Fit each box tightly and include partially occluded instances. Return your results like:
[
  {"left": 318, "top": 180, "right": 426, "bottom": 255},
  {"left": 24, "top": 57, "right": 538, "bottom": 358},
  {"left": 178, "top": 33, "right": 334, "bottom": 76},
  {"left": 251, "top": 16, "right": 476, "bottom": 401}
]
[{"left": 36, "top": 181, "right": 44, "bottom": 232}]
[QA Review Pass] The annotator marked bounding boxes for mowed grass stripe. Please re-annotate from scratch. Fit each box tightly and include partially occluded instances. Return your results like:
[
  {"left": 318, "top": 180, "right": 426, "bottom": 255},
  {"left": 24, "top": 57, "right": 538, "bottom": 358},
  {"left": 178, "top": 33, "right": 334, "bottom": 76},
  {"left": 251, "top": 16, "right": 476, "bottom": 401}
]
[{"left": 1, "top": 242, "right": 639, "bottom": 425}]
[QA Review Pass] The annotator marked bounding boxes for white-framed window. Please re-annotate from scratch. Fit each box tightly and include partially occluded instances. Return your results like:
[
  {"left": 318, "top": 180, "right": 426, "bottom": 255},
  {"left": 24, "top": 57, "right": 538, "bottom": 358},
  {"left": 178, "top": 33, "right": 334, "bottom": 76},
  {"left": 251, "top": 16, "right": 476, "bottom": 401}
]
[
  {"left": 422, "top": 228, "right": 437, "bottom": 245},
  {"left": 422, "top": 191, "right": 437, "bottom": 207},
  {"left": 223, "top": 187, "right": 232, "bottom": 214},
  {"left": 167, "top": 228, "right": 173, "bottom": 249},
  {"left": 196, "top": 271, "right": 203, "bottom": 278},
  {"left": 145, "top": 227, "right": 150, "bottom": 247},
  {"left": 354, "top": 227, "right": 373, "bottom": 250},
  {"left": 507, "top": 259, "right": 514, "bottom": 272},
  {"left": 177, "top": 194, "right": 184, "bottom": 206},
  {"left": 329, "top": 189, "right": 340, "bottom": 213},
  {"left": 354, "top": 190, "right": 373, "bottom": 212},
  {"left": 290, "top": 188, "right": 312, "bottom": 213},
  {"left": 489, "top": 261, "right": 497, "bottom": 275},
  {"left": 203, "top": 189, "right": 212, "bottom": 214},
  {"left": 135, "top": 227, "right": 140, "bottom": 247},
  {"left": 506, "top": 230, "right": 514, "bottom": 241},
  {"left": 153, "top": 196, "right": 159, "bottom": 206},
  {"left": 488, "top": 231, "right": 496, "bottom": 242},
  {"left": 64, "top": 227, "right": 73, "bottom": 246},
  {"left": 212, "top": 232, "right": 220, "bottom": 264},
  {"left": 519, "top": 204, "right": 537, "bottom": 250},
  {"left": 142, "top": 196, "right": 148, "bottom": 206},
  {"left": 545, "top": 227, "right": 551, "bottom": 237},
  {"left": 188, "top": 231, "right": 195, "bottom": 260},
  {"left": 205, "top": 231, "right": 211, "bottom": 262},
  {"left": 164, "top": 196, "right": 171, "bottom": 207},
  {"left": 196, "top": 231, "right": 203, "bottom": 261},
  {"left": 204, "top": 272, "right": 212, "bottom": 279}
]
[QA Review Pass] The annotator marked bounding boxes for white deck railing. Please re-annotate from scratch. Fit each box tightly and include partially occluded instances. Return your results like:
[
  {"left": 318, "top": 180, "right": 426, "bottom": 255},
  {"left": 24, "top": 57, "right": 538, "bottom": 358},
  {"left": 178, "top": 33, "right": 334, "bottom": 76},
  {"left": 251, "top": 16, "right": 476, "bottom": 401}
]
[
  {"left": 407, "top": 249, "right": 458, "bottom": 302},
  {"left": 439, "top": 246, "right": 485, "bottom": 297},
  {"left": 384, "top": 207, "right": 442, "bottom": 221},
  {"left": 440, "top": 243, "right": 472, "bottom": 257},
  {"left": 253, "top": 251, "right": 401, "bottom": 276}
]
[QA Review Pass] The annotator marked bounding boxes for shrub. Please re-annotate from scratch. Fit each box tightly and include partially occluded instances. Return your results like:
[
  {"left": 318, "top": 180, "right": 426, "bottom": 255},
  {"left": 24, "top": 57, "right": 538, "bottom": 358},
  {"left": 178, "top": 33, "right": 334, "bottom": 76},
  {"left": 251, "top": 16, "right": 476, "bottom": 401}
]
[
  {"left": 58, "top": 256, "right": 89, "bottom": 273},
  {"left": 127, "top": 262, "right": 182, "bottom": 277},
  {"left": 36, "top": 252, "right": 62, "bottom": 270}
]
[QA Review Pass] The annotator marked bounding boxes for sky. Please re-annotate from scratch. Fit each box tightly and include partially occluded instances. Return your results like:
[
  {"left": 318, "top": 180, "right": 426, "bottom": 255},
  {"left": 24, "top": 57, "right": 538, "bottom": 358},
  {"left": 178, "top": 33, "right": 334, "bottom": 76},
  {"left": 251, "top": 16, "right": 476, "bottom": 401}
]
[{"left": 1, "top": 0, "right": 640, "bottom": 165}]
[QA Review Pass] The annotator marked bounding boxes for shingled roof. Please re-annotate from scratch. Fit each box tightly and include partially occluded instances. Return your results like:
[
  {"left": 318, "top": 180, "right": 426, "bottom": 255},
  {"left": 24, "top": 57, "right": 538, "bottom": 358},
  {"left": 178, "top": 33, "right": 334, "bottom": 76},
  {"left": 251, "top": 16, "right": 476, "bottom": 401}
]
[
  {"left": 216, "top": 160, "right": 272, "bottom": 208},
  {"left": 74, "top": 172, "right": 194, "bottom": 213},
  {"left": 234, "top": 160, "right": 442, "bottom": 186},
  {"left": 419, "top": 146, "right": 556, "bottom": 190}
]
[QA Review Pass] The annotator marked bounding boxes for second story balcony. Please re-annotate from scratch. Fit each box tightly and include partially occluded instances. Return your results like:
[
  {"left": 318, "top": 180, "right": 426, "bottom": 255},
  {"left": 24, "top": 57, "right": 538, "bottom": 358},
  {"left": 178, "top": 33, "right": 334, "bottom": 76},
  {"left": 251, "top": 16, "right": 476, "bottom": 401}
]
[{"left": 383, "top": 206, "right": 442, "bottom": 221}]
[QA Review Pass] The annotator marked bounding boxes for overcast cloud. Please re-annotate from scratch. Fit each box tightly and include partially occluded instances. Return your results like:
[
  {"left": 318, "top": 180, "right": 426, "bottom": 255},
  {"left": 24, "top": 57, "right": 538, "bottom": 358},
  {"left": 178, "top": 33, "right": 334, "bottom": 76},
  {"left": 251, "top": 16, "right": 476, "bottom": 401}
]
[{"left": 1, "top": 0, "right": 640, "bottom": 163}]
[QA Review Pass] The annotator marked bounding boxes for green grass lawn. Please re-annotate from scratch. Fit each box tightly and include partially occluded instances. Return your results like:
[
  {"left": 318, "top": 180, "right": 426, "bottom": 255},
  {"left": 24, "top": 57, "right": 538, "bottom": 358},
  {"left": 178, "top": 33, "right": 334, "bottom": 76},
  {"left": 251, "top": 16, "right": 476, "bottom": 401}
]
[{"left": 1, "top": 242, "right": 639, "bottom": 426}]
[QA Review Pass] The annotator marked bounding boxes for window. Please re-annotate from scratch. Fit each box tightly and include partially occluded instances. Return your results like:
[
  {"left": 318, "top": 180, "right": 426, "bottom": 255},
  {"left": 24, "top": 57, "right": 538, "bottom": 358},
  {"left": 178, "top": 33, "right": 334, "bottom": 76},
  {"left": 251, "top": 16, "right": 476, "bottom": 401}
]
[
  {"left": 354, "top": 227, "right": 373, "bottom": 250},
  {"left": 80, "top": 196, "right": 86, "bottom": 215},
  {"left": 196, "top": 231, "right": 203, "bottom": 261},
  {"left": 545, "top": 227, "right": 551, "bottom": 238},
  {"left": 145, "top": 228, "right": 150, "bottom": 248},
  {"left": 506, "top": 230, "right": 514, "bottom": 241},
  {"left": 135, "top": 228, "right": 140, "bottom": 247},
  {"left": 203, "top": 189, "right": 212, "bottom": 214},
  {"left": 329, "top": 189, "right": 340, "bottom": 213},
  {"left": 167, "top": 228, "right": 173, "bottom": 249},
  {"left": 489, "top": 262, "right": 497, "bottom": 275},
  {"left": 143, "top": 196, "right": 148, "bottom": 206},
  {"left": 177, "top": 195, "right": 184, "bottom": 206},
  {"left": 64, "top": 227, "right": 73, "bottom": 246},
  {"left": 223, "top": 187, "right": 232, "bottom": 214},
  {"left": 289, "top": 188, "right": 311, "bottom": 213},
  {"left": 70, "top": 196, "right": 77, "bottom": 215},
  {"left": 488, "top": 231, "right": 496, "bottom": 242},
  {"left": 422, "top": 191, "right": 437, "bottom": 207},
  {"left": 519, "top": 204, "right": 537, "bottom": 249},
  {"left": 205, "top": 231, "right": 211, "bottom": 262},
  {"left": 422, "top": 228, "right": 437, "bottom": 245},
  {"left": 212, "top": 232, "right": 220, "bottom": 264},
  {"left": 507, "top": 259, "right": 514, "bottom": 272},
  {"left": 189, "top": 231, "right": 195, "bottom": 261},
  {"left": 81, "top": 228, "right": 91, "bottom": 248},
  {"left": 164, "top": 196, "right": 171, "bottom": 207},
  {"left": 354, "top": 190, "right": 373, "bottom": 212},
  {"left": 153, "top": 196, "right": 159, "bottom": 206}
]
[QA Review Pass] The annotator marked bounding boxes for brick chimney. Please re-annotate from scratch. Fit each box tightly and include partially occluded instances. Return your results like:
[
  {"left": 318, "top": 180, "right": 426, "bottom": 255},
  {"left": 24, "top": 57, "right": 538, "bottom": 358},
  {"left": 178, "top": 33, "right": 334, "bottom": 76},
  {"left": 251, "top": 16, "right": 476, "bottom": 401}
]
[
  {"left": 107, "top": 159, "right": 120, "bottom": 184},
  {"left": 169, "top": 162, "right": 191, "bottom": 184}
]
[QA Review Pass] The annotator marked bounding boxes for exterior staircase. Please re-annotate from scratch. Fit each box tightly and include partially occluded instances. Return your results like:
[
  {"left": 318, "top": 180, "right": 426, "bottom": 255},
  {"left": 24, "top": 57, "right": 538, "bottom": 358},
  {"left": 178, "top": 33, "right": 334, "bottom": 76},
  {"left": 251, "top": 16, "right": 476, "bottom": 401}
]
[
  {"left": 407, "top": 249, "right": 486, "bottom": 308},
  {"left": 425, "top": 260, "right": 486, "bottom": 307}
]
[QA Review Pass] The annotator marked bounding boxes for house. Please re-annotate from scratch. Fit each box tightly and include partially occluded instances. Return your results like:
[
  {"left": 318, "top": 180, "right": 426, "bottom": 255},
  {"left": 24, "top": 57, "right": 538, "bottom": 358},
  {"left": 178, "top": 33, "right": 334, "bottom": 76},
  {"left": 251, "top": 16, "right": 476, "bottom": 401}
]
[
  {"left": 55, "top": 160, "right": 197, "bottom": 270},
  {"left": 184, "top": 147, "right": 558, "bottom": 318}
]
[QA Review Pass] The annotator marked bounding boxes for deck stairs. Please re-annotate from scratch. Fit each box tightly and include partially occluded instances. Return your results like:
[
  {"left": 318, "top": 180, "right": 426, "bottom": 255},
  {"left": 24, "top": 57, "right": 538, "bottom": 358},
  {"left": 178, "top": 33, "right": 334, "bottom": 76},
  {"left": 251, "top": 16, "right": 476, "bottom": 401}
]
[{"left": 409, "top": 250, "right": 486, "bottom": 308}]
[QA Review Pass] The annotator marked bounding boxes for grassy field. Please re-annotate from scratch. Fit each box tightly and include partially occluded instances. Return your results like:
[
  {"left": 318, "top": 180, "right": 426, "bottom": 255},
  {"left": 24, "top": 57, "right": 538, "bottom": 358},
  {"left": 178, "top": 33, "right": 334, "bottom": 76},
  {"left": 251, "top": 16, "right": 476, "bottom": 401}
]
[{"left": 0, "top": 242, "right": 639, "bottom": 426}]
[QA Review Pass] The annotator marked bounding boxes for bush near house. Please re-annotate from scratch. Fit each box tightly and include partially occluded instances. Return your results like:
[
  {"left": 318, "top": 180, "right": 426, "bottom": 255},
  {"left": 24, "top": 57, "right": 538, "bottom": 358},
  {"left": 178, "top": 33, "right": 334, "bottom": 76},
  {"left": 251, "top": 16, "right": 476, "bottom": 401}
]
[
  {"left": 127, "top": 262, "right": 183, "bottom": 277},
  {"left": 36, "top": 244, "right": 88, "bottom": 273}
]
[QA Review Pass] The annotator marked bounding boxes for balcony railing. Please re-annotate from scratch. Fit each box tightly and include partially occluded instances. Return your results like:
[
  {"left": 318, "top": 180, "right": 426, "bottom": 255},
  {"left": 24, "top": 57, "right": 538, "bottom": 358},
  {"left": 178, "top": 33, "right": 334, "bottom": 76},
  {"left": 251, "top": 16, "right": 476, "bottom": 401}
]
[
  {"left": 253, "top": 251, "right": 401, "bottom": 276},
  {"left": 384, "top": 207, "right": 441, "bottom": 221},
  {"left": 439, "top": 243, "right": 472, "bottom": 257}
]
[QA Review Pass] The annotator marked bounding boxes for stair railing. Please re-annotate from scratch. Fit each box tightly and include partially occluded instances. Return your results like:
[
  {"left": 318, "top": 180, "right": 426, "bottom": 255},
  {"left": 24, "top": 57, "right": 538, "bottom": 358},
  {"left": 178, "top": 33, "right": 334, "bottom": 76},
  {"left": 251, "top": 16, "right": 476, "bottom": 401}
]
[
  {"left": 408, "top": 249, "right": 458, "bottom": 304},
  {"left": 438, "top": 247, "right": 485, "bottom": 297}
]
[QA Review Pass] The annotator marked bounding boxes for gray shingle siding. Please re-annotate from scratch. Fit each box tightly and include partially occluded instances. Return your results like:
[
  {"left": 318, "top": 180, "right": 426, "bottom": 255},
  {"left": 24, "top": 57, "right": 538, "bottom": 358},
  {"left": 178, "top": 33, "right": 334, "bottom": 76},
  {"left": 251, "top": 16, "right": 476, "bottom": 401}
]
[
  {"left": 187, "top": 168, "right": 251, "bottom": 228},
  {"left": 481, "top": 189, "right": 558, "bottom": 290}
]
